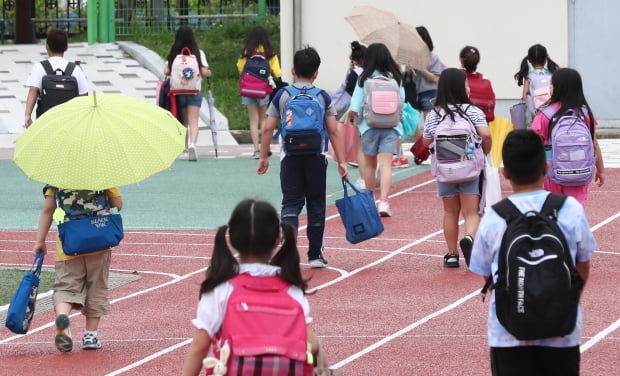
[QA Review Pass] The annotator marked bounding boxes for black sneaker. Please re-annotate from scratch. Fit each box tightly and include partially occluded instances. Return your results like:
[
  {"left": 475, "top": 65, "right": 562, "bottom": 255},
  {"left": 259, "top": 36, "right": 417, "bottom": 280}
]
[
  {"left": 443, "top": 253, "right": 459, "bottom": 268},
  {"left": 459, "top": 235, "right": 474, "bottom": 267}
]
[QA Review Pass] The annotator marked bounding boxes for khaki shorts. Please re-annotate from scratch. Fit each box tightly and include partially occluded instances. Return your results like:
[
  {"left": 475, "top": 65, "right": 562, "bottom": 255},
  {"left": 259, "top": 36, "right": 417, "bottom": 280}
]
[{"left": 53, "top": 251, "right": 112, "bottom": 317}]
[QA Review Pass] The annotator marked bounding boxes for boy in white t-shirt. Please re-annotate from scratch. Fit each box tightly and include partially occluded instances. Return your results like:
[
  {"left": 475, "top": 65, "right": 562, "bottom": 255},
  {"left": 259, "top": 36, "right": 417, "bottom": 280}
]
[{"left": 24, "top": 28, "right": 89, "bottom": 128}]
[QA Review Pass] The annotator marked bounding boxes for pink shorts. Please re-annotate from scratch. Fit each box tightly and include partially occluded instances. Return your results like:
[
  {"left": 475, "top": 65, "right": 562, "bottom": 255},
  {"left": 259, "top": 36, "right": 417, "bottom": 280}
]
[{"left": 543, "top": 177, "right": 590, "bottom": 205}]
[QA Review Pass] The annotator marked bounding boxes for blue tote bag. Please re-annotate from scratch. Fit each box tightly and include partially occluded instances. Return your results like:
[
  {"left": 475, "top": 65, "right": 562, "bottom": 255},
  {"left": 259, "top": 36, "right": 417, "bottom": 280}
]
[
  {"left": 6, "top": 252, "right": 44, "bottom": 334},
  {"left": 335, "top": 178, "right": 384, "bottom": 244}
]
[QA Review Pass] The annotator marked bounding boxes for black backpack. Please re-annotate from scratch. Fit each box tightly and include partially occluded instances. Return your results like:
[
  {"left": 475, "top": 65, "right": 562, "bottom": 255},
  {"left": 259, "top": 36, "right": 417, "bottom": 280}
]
[
  {"left": 36, "top": 60, "right": 79, "bottom": 117},
  {"left": 492, "top": 193, "right": 584, "bottom": 340}
]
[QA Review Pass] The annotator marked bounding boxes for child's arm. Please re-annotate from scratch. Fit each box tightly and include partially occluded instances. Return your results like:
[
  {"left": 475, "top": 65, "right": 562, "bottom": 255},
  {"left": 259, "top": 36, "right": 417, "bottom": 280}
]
[
  {"left": 593, "top": 138, "right": 605, "bottom": 187},
  {"left": 325, "top": 115, "right": 350, "bottom": 180},
  {"left": 181, "top": 329, "right": 212, "bottom": 376},
  {"left": 521, "top": 79, "right": 530, "bottom": 101},
  {"left": 576, "top": 260, "right": 590, "bottom": 284},
  {"left": 33, "top": 194, "right": 55, "bottom": 255},
  {"left": 307, "top": 325, "right": 320, "bottom": 355},
  {"left": 257, "top": 115, "right": 278, "bottom": 174}
]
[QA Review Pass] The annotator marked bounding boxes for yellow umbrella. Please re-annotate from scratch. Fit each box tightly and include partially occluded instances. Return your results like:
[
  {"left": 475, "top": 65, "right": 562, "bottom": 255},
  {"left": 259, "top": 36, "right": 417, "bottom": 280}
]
[
  {"left": 345, "top": 6, "right": 431, "bottom": 69},
  {"left": 14, "top": 92, "right": 186, "bottom": 190}
]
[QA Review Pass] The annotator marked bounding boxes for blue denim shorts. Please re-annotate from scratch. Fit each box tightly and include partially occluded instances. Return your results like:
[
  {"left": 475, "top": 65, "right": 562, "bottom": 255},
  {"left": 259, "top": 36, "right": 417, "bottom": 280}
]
[
  {"left": 437, "top": 176, "right": 481, "bottom": 198},
  {"left": 361, "top": 128, "right": 398, "bottom": 156},
  {"left": 241, "top": 95, "right": 270, "bottom": 106},
  {"left": 417, "top": 90, "right": 437, "bottom": 111},
  {"left": 176, "top": 92, "right": 203, "bottom": 108}
]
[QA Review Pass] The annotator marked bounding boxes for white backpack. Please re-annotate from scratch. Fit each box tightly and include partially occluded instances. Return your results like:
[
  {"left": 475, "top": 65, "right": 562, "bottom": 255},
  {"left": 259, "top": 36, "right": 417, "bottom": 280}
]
[
  {"left": 169, "top": 47, "right": 201, "bottom": 94},
  {"left": 430, "top": 107, "right": 484, "bottom": 183},
  {"left": 362, "top": 75, "right": 403, "bottom": 128}
]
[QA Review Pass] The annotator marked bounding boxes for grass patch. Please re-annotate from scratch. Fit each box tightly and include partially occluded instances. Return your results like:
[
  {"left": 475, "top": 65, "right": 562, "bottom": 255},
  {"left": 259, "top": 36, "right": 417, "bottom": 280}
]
[{"left": 0, "top": 269, "right": 55, "bottom": 306}]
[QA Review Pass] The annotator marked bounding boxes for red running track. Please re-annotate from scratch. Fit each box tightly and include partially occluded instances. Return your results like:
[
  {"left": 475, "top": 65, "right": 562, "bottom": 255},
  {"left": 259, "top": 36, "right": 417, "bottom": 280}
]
[{"left": 1, "top": 169, "right": 619, "bottom": 375}]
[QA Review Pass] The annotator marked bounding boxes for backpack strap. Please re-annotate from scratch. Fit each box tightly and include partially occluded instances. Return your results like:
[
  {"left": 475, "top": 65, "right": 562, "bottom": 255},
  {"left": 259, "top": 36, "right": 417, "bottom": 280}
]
[
  {"left": 539, "top": 105, "right": 557, "bottom": 120},
  {"left": 64, "top": 62, "right": 76, "bottom": 76},
  {"left": 539, "top": 193, "right": 567, "bottom": 221},
  {"left": 491, "top": 198, "right": 522, "bottom": 224},
  {"left": 40, "top": 60, "right": 54, "bottom": 75}
]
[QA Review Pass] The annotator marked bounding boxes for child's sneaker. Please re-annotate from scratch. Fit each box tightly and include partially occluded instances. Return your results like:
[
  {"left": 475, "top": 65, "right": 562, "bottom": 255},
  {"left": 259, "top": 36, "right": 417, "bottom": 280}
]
[
  {"left": 309, "top": 256, "right": 328, "bottom": 268},
  {"left": 82, "top": 332, "right": 102, "bottom": 350},
  {"left": 54, "top": 314, "right": 73, "bottom": 353},
  {"left": 459, "top": 235, "right": 474, "bottom": 267},
  {"left": 443, "top": 253, "right": 460, "bottom": 268},
  {"left": 377, "top": 199, "right": 392, "bottom": 217},
  {"left": 188, "top": 144, "right": 197, "bottom": 161},
  {"left": 391, "top": 157, "right": 410, "bottom": 168}
]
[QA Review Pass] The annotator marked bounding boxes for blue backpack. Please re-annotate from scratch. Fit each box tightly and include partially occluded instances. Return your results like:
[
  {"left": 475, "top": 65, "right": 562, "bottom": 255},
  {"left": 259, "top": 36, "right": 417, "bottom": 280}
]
[{"left": 277, "top": 86, "right": 328, "bottom": 156}]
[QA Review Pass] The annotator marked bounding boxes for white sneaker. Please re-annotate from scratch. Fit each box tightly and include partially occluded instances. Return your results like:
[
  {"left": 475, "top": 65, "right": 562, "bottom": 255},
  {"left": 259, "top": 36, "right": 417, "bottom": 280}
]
[
  {"left": 188, "top": 144, "right": 197, "bottom": 161},
  {"left": 82, "top": 332, "right": 102, "bottom": 350},
  {"left": 178, "top": 152, "right": 189, "bottom": 160},
  {"left": 309, "top": 257, "right": 328, "bottom": 268},
  {"left": 377, "top": 200, "right": 392, "bottom": 217}
]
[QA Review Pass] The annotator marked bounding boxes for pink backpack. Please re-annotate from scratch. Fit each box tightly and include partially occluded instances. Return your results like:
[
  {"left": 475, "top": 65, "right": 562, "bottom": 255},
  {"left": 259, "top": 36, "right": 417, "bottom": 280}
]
[
  {"left": 430, "top": 106, "right": 484, "bottom": 183},
  {"left": 209, "top": 273, "right": 313, "bottom": 376},
  {"left": 169, "top": 47, "right": 202, "bottom": 94}
]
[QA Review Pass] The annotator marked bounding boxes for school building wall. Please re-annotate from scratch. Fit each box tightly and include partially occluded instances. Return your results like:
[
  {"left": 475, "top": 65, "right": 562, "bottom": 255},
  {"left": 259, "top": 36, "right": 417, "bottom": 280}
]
[{"left": 279, "top": 0, "right": 620, "bottom": 126}]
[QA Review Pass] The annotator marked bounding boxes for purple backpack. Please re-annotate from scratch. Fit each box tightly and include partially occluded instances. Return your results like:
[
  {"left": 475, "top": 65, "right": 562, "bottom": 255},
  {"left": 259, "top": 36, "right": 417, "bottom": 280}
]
[
  {"left": 541, "top": 106, "right": 596, "bottom": 186},
  {"left": 430, "top": 106, "right": 484, "bottom": 183}
]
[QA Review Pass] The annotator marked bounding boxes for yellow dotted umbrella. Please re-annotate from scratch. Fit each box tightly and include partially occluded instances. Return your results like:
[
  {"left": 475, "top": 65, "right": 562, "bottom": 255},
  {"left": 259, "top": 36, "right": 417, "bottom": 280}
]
[{"left": 14, "top": 92, "right": 186, "bottom": 191}]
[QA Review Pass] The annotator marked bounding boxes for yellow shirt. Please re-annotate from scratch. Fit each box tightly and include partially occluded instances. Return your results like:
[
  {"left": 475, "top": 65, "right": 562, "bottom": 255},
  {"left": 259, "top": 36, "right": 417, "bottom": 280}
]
[
  {"left": 45, "top": 187, "right": 122, "bottom": 261},
  {"left": 236, "top": 46, "right": 282, "bottom": 79}
]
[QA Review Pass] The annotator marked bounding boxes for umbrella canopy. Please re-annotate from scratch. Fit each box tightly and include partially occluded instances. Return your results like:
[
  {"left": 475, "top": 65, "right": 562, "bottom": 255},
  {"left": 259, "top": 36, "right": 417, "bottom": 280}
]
[
  {"left": 14, "top": 92, "right": 186, "bottom": 191},
  {"left": 345, "top": 6, "right": 431, "bottom": 69}
]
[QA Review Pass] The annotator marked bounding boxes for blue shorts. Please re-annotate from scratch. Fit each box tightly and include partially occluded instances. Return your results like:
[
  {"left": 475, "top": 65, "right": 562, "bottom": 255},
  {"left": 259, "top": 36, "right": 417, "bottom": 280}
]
[
  {"left": 176, "top": 92, "right": 203, "bottom": 108},
  {"left": 241, "top": 96, "right": 270, "bottom": 106},
  {"left": 361, "top": 128, "right": 398, "bottom": 156},
  {"left": 417, "top": 90, "right": 437, "bottom": 111},
  {"left": 437, "top": 176, "right": 481, "bottom": 198}
]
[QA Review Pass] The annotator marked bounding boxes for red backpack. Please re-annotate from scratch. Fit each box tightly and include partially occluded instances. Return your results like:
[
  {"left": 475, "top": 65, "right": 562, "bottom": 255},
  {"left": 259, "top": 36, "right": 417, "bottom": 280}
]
[
  {"left": 208, "top": 273, "right": 313, "bottom": 376},
  {"left": 465, "top": 71, "right": 495, "bottom": 122}
]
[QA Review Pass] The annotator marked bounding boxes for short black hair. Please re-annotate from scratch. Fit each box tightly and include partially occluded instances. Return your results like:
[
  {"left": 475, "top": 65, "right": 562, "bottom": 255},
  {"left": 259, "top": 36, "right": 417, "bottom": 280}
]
[
  {"left": 293, "top": 46, "right": 321, "bottom": 79},
  {"left": 46, "top": 28, "right": 68, "bottom": 53},
  {"left": 502, "top": 129, "right": 547, "bottom": 185}
]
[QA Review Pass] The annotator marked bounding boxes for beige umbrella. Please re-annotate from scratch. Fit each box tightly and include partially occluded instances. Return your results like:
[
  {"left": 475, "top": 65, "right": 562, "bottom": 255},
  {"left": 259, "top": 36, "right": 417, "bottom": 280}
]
[{"left": 345, "top": 5, "right": 431, "bottom": 69}]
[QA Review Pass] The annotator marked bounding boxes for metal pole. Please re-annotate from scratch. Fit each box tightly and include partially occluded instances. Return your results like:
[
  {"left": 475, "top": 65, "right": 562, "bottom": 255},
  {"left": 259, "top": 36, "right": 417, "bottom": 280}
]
[
  {"left": 258, "top": 0, "right": 266, "bottom": 24},
  {"left": 98, "top": 0, "right": 110, "bottom": 42},
  {"left": 87, "top": 0, "right": 99, "bottom": 44}
]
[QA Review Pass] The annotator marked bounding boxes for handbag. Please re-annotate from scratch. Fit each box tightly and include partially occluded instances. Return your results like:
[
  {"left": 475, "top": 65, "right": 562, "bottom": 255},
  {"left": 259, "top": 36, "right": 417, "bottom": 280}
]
[
  {"left": 479, "top": 156, "right": 502, "bottom": 215},
  {"left": 401, "top": 102, "right": 420, "bottom": 139},
  {"left": 328, "top": 113, "right": 360, "bottom": 164},
  {"left": 335, "top": 178, "right": 384, "bottom": 244},
  {"left": 410, "top": 137, "right": 430, "bottom": 165},
  {"left": 54, "top": 189, "right": 124, "bottom": 256},
  {"left": 510, "top": 101, "right": 527, "bottom": 129},
  {"left": 5, "top": 252, "right": 44, "bottom": 334}
]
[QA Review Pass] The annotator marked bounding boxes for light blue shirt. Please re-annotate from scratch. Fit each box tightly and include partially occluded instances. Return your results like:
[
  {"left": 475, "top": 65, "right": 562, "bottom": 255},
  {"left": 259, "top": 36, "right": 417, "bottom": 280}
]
[
  {"left": 469, "top": 190, "right": 596, "bottom": 348},
  {"left": 349, "top": 70, "right": 405, "bottom": 138}
]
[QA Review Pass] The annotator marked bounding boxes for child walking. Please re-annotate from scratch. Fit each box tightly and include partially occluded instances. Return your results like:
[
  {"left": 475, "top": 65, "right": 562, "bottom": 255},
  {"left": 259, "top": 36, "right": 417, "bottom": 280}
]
[
  {"left": 181, "top": 199, "right": 319, "bottom": 376},
  {"left": 469, "top": 129, "right": 596, "bottom": 376},
  {"left": 349, "top": 42, "right": 405, "bottom": 217},
  {"left": 530, "top": 68, "right": 605, "bottom": 204},
  {"left": 237, "top": 26, "right": 282, "bottom": 158},
  {"left": 422, "top": 68, "right": 491, "bottom": 268},
  {"left": 514, "top": 44, "right": 559, "bottom": 122}
]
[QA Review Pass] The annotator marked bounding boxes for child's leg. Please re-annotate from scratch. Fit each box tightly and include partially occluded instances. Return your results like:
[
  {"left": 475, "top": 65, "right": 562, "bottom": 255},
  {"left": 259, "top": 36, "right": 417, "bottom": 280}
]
[
  {"left": 442, "top": 195, "right": 461, "bottom": 253},
  {"left": 377, "top": 151, "right": 393, "bottom": 199},
  {"left": 247, "top": 103, "right": 260, "bottom": 152}
]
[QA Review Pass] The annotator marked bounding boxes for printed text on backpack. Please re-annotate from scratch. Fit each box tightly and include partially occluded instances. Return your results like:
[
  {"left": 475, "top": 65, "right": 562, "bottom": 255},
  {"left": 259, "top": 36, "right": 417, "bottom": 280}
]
[
  {"left": 169, "top": 47, "right": 202, "bottom": 94},
  {"left": 36, "top": 60, "right": 78, "bottom": 117},
  {"left": 541, "top": 106, "right": 596, "bottom": 186},
  {"left": 430, "top": 107, "right": 484, "bottom": 183},
  {"left": 239, "top": 54, "right": 273, "bottom": 98},
  {"left": 278, "top": 86, "right": 328, "bottom": 156},
  {"left": 212, "top": 274, "right": 313, "bottom": 376},
  {"left": 492, "top": 194, "right": 584, "bottom": 340},
  {"left": 362, "top": 75, "right": 403, "bottom": 128}
]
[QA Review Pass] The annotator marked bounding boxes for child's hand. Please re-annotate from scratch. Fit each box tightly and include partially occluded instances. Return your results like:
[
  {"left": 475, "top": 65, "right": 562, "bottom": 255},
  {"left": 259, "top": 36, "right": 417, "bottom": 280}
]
[
  {"left": 33, "top": 241, "right": 47, "bottom": 255},
  {"left": 338, "top": 163, "right": 349, "bottom": 181},
  {"left": 595, "top": 169, "right": 605, "bottom": 187}
]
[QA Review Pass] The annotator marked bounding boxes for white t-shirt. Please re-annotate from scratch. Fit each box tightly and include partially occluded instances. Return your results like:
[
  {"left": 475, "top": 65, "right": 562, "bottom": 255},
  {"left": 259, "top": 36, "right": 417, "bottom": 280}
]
[{"left": 25, "top": 56, "right": 89, "bottom": 95}]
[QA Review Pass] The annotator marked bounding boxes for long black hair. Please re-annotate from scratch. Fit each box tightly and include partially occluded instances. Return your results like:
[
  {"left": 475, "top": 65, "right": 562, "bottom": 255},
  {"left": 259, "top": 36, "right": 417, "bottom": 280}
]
[
  {"left": 514, "top": 44, "right": 559, "bottom": 86},
  {"left": 199, "top": 199, "right": 307, "bottom": 295},
  {"left": 357, "top": 43, "right": 402, "bottom": 86},
  {"left": 547, "top": 68, "right": 596, "bottom": 140},
  {"left": 166, "top": 25, "right": 205, "bottom": 68},
  {"left": 433, "top": 68, "right": 472, "bottom": 121},
  {"left": 240, "top": 26, "right": 276, "bottom": 58}
]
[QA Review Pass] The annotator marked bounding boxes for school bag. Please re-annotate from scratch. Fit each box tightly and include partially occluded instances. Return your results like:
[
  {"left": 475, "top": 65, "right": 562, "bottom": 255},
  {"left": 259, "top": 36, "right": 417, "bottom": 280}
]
[
  {"left": 239, "top": 53, "right": 273, "bottom": 98},
  {"left": 528, "top": 69, "right": 552, "bottom": 110},
  {"left": 541, "top": 106, "right": 596, "bottom": 186},
  {"left": 208, "top": 273, "right": 313, "bottom": 376},
  {"left": 362, "top": 75, "right": 403, "bottom": 128},
  {"left": 430, "top": 106, "right": 484, "bottom": 183},
  {"left": 5, "top": 252, "right": 44, "bottom": 334},
  {"left": 491, "top": 193, "right": 584, "bottom": 340},
  {"left": 36, "top": 60, "right": 79, "bottom": 117},
  {"left": 465, "top": 71, "right": 495, "bottom": 122},
  {"left": 277, "top": 86, "right": 328, "bottom": 156},
  {"left": 169, "top": 47, "right": 202, "bottom": 94}
]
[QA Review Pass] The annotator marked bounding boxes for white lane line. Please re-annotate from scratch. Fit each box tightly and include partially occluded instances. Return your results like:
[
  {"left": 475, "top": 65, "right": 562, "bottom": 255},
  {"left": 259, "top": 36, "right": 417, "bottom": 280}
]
[
  {"left": 581, "top": 318, "right": 620, "bottom": 353},
  {"left": 104, "top": 339, "right": 193, "bottom": 376}
]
